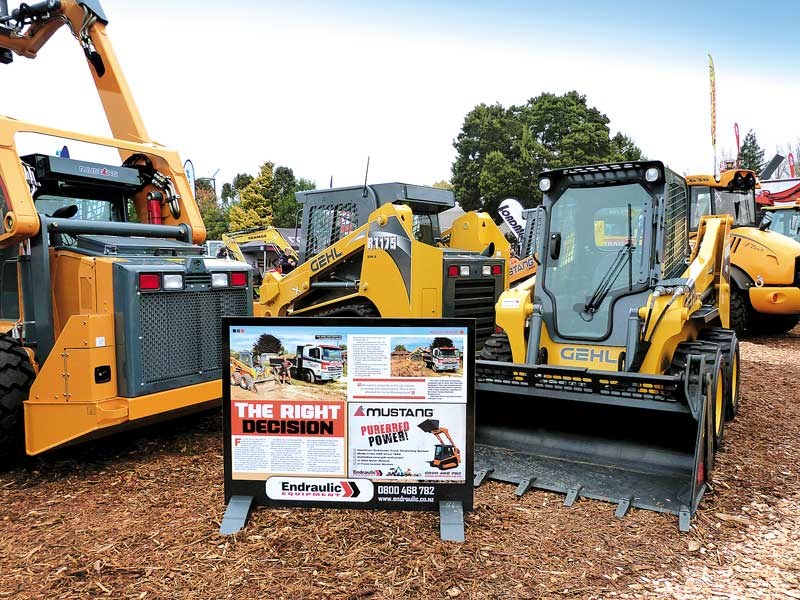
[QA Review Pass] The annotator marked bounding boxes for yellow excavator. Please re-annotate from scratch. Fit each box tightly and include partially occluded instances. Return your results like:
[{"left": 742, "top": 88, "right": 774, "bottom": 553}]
[
  {"left": 220, "top": 227, "right": 298, "bottom": 296},
  {"left": 253, "top": 183, "right": 507, "bottom": 347},
  {"left": 686, "top": 169, "right": 800, "bottom": 334},
  {"left": 0, "top": 0, "right": 252, "bottom": 456},
  {"left": 476, "top": 161, "right": 737, "bottom": 531}
]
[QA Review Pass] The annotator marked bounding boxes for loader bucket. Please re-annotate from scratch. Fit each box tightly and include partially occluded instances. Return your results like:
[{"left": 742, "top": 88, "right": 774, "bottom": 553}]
[
  {"left": 417, "top": 419, "right": 441, "bottom": 433},
  {"left": 475, "top": 359, "right": 713, "bottom": 531}
]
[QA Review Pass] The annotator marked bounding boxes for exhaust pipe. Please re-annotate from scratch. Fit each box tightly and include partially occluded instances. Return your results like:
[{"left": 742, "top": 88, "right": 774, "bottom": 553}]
[{"left": 0, "top": 1, "right": 8, "bottom": 18}]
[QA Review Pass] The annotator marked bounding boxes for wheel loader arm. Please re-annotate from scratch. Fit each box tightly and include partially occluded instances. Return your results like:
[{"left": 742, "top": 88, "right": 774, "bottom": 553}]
[
  {"left": 443, "top": 211, "right": 511, "bottom": 288},
  {"left": 1, "top": 0, "right": 150, "bottom": 143},
  {"left": 431, "top": 426, "right": 458, "bottom": 453}
]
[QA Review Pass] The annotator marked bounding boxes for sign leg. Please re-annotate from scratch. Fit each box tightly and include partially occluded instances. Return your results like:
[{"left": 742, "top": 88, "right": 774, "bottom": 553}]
[
  {"left": 220, "top": 495, "right": 254, "bottom": 535},
  {"left": 439, "top": 501, "right": 465, "bottom": 542}
]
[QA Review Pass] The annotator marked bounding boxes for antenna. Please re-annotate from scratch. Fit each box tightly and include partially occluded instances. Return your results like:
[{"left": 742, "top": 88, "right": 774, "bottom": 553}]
[
  {"left": 361, "top": 156, "right": 370, "bottom": 198},
  {"left": 329, "top": 175, "right": 333, "bottom": 189}
]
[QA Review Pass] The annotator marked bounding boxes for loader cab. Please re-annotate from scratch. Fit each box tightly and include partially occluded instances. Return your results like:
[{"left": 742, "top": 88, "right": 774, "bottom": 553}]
[
  {"left": 22, "top": 154, "right": 141, "bottom": 233},
  {"left": 764, "top": 205, "right": 800, "bottom": 242},
  {"left": 532, "top": 162, "right": 688, "bottom": 345},
  {"left": 295, "top": 183, "right": 453, "bottom": 262},
  {"left": 686, "top": 170, "right": 758, "bottom": 231}
]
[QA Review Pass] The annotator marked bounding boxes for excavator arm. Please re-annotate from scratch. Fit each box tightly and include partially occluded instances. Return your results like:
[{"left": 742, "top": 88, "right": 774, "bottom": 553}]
[
  {"left": 0, "top": 0, "right": 206, "bottom": 245},
  {"left": 1, "top": 0, "right": 150, "bottom": 143}
]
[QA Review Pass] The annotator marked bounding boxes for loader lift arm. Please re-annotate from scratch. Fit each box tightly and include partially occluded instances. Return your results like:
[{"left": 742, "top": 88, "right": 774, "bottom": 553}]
[{"left": 1, "top": 0, "right": 149, "bottom": 144}]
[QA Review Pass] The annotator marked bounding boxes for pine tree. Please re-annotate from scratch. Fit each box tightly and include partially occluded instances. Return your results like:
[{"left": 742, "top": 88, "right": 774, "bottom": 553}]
[
  {"left": 738, "top": 129, "right": 765, "bottom": 172},
  {"left": 228, "top": 162, "right": 275, "bottom": 230}
]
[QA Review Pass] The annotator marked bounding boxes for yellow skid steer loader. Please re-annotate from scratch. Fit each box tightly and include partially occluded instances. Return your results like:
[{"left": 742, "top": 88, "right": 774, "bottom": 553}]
[{"left": 476, "top": 161, "right": 738, "bottom": 531}]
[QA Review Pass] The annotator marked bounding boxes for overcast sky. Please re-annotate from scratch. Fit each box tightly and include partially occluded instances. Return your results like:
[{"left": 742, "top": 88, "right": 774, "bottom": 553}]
[{"left": 3, "top": 0, "right": 798, "bottom": 196}]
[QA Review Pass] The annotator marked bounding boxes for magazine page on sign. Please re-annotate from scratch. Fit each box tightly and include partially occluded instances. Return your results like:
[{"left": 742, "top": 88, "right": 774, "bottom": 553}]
[
  {"left": 228, "top": 326, "right": 347, "bottom": 480},
  {"left": 347, "top": 327, "right": 468, "bottom": 404},
  {"left": 347, "top": 326, "right": 468, "bottom": 483}
]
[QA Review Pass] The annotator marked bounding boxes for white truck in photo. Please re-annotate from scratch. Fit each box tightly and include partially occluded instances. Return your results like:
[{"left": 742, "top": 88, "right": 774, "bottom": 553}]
[{"left": 292, "top": 344, "right": 344, "bottom": 383}]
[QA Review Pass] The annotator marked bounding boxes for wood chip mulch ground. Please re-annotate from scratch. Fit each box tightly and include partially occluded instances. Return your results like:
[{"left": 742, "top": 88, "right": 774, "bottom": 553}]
[{"left": 2, "top": 329, "right": 799, "bottom": 599}]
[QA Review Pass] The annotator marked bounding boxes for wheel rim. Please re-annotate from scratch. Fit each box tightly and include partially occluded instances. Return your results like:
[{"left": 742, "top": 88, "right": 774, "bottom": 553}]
[{"left": 714, "top": 366, "right": 724, "bottom": 435}]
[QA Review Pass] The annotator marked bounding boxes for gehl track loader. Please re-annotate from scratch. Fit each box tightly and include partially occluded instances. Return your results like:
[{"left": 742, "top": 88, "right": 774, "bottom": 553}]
[
  {"left": 476, "top": 162, "right": 738, "bottom": 531},
  {"left": 686, "top": 169, "right": 800, "bottom": 334},
  {"left": 0, "top": 0, "right": 252, "bottom": 456},
  {"left": 254, "top": 183, "right": 506, "bottom": 347}
]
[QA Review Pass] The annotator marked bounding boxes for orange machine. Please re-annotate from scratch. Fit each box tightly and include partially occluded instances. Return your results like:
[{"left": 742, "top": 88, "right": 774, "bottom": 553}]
[
  {"left": 417, "top": 418, "right": 461, "bottom": 470},
  {"left": 0, "top": 0, "right": 252, "bottom": 456}
]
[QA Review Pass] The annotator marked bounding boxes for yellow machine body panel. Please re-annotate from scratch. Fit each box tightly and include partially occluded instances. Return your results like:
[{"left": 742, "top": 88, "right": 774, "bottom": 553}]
[
  {"left": 255, "top": 202, "right": 504, "bottom": 323},
  {"left": 686, "top": 170, "right": 800, "bottom": 330},
  {"left": 0, "top": 0, "right": 252, "bottom": 456}
]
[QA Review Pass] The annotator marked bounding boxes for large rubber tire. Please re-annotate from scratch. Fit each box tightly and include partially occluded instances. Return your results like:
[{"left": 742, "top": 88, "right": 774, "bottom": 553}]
[
  {"left": 0, "top": 334, "right": 35, "bottom": 457},
  {"left": 480, "top": 332, "right": 512, "bottom": 363},
  {"left": 698, "top": 328, "right": 740, "bottom": 421},
  {"left": 232, "top": 372, "right": 242, "bottom": 387},
  {"left": 729, "top": 287, "right": 751, "bottom": 337},
  {"left": 752, "top": 314, "right": 800, "bottom": 335},
  {"left": 671, "top": 341, "right": 726, "bottom": 452},
  {"left": 241, "top": 374, "right": 255, "bottom": 391},
  {"left": 304, "top": 369, "right": 316, "bottom": 384}
]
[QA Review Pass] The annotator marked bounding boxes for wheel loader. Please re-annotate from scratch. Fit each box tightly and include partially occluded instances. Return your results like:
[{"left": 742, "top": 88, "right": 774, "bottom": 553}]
[
  {"left": 0, "top": 0, "right": 252, "bottom": 456},
  {"left": 254, "top": 183, "right": 506, "bottom": 347},
  {"left": 686, "top": 169, "right": 800, "bottom": 334},
  {"left": 230, "top": 352, "right": 274, "bottom": 392},
  {"left": 476, "top": 161, "right": 738, "bottom": 531}
]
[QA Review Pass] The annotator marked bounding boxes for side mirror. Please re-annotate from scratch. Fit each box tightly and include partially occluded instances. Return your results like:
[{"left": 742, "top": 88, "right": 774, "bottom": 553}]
[{"left": 758, "top": 212, "right": 773, "bottom": 231}]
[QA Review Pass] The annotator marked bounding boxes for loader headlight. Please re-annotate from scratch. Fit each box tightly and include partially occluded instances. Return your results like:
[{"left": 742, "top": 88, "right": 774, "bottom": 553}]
[
  {"left": 460, "top": 265, "right": 470, "bottom": 277},
  {"left": 482, "top": 265, "right": 492, "bottom": 276},
  {"left": 212, "top": 272, "right": 229, "bottom": 288},
  {"left": 162, "top": 274, "right": 184, "bottom": 290},
  {"left": 645, "top": 167, "right": 660, "bottom": 183},
  {"left": 538, "top": 177, "right": 551, "bottom": 192}
]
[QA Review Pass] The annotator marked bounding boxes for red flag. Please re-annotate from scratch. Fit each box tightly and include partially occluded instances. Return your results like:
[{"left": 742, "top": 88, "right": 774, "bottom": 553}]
[{"left": 789, "top": 153, "right": 796, "bottom": 178}]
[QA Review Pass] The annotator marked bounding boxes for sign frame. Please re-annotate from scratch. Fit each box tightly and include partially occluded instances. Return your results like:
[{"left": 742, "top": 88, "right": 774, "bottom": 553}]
[{"left": 220, "top": 317, "right": 475, "bottom": 541}]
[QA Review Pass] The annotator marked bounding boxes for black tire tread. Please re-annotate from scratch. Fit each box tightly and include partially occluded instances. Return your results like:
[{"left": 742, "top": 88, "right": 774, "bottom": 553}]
[
  {"left": 480, "top": 332, "right": 512, "bottom": 362},
  {"left": 0, "top": 334, "right": 35, "bottom": 457}
]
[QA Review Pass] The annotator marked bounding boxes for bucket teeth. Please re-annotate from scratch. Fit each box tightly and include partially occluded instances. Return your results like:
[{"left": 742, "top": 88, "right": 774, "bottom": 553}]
[
  {"left": 614, "top": 497, "right": 632, "bottom": 518},
  {"left": 515, "top": 478, "right": 535, "bottom": 497},
  {"left": 473, "top": 468, "right": 493, "bottom": 488},
  {"left": 564, "top": 487, "right": 582, "bottom": 507}
]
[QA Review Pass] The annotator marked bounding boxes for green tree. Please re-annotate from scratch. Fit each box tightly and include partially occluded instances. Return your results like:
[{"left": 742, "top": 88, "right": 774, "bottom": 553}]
[
  {"left": 271, "top": 168, "right": 316, "bottom": 228},
  {"left": 394, "top": 344, "right": 407, "bottom": 352},
  {"left": 451, "top": 91, "right": 643, "bottom": 216},
  {"left": 221, "top": 173, "right": 253, "bottom": 206},
  {"left": 196, "top": 179, "right": 229, "bottom": 240},
  {"left": 253, "top": 333, "right": 282, "bottom": 356},
  {"left": 431, "top": 180, "right": 453, "bottom": 190},
  {"left": 738, "top": 129, "right": 765, "bottom": 172},
  {"left": 228, "top": 162, "right": 275, "bottom": 231},
  {"left": 609, "top": 133, "right": 645, "bottom": 162}
]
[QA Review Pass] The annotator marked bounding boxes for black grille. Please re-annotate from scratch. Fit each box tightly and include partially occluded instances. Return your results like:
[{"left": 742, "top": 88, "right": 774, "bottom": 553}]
[
  {"left": 185, "top": 273, "right": 212, "bottom": 286},
  {"left": 138, "top": 288, "right": 249, "bottom": 386},
  {"left": 449, "top": 279, "right": 497, "bottom": 347},
  {"left": 476, "top": 361, "right": 688, "bottom": 411}
]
